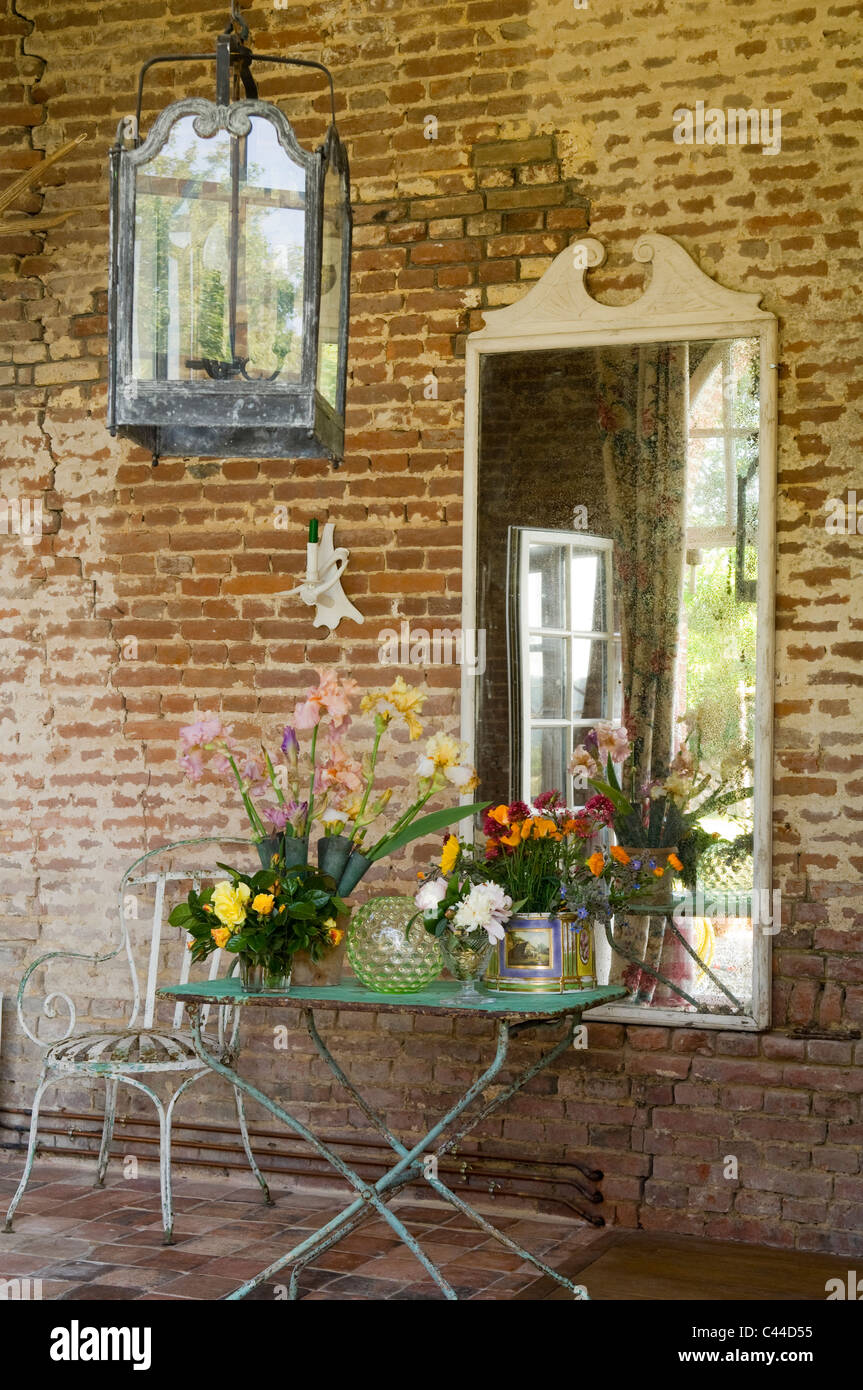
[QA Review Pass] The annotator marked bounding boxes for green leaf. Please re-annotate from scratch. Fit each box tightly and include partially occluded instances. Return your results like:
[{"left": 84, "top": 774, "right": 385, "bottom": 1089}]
[
  {"left": 588, "top": 777, "right": 632, "bottom": 816},
  {"left": 368, "top": 801, "right": 491, "bottom": 863}
]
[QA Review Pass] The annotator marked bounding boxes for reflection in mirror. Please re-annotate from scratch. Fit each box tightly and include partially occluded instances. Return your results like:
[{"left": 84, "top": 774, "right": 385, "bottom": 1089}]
[{"left": 475, "top": 338, "right": 761, "bottom": 1017}]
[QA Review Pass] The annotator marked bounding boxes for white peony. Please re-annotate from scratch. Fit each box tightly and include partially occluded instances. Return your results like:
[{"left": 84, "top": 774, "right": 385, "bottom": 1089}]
[
  {"left": 415, "top": 878, "right": 447, "bottom": 913},
  {"left": 451, "top": 881, "right": 513, "bottom": 942}
]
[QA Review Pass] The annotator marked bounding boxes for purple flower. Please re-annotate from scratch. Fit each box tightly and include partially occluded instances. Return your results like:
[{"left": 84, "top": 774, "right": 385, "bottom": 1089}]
[
  {"left": 281, "top": 726, "right": 299, "bottom": 757},
  {"left": 263, "top": 799, "right": 308, "bottom": 832},
  {"left": 583, "top": 728, "right": 599, "bottom": 757}
]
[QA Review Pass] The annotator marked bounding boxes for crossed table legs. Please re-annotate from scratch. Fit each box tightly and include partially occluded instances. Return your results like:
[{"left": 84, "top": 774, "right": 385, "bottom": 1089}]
[{"left": 185, "top": 1003, "right": 590, "bottom": 1302}]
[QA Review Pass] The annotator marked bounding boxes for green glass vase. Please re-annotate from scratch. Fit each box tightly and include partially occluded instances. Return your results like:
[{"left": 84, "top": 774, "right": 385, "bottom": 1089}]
[{"left": 347, "top": 895, "right": 443, "bottom": 994}]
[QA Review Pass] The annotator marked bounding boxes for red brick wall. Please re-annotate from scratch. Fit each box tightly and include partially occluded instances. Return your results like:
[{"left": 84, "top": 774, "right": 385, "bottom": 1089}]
[{"left": 1, "top": 0, "right": 862, "bottom": 1255}]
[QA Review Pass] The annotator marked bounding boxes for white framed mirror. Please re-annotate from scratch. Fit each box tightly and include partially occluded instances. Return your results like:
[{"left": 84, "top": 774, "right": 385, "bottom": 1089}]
[{"left": 461, "top": 234, "right": 777, "bottom": 1030}]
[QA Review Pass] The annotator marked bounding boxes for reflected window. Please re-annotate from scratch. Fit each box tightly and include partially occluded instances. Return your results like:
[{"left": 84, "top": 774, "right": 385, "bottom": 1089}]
[{"left": 513, "top": 529, "right": 620, "bottom": 803}]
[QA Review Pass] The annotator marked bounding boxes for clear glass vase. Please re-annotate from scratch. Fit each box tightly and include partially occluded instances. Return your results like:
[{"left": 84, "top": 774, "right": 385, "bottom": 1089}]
[
  {"left": 240, "top": 956, "right": 292, "bottom": 994},
  {"left": 347, "top": 895, "right": 443, "bottom": 993},
  {"left": 439, "top": 928, "right": 494, "bottom": 998}
]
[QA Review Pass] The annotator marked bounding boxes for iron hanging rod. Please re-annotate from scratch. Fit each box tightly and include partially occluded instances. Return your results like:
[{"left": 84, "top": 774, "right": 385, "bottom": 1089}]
[{"left": 133, "top": 51, "right": 338, "bottom": 142}]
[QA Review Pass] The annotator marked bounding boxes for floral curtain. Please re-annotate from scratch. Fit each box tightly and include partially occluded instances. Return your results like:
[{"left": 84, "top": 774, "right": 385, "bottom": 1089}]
[{"left": 594, "top": 343, "right": 689, "bottom": 785}]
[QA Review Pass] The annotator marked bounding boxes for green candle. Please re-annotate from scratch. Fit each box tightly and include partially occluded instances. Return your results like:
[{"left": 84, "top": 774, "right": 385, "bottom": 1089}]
[{"left": 308, "top": 518, "right": 319, "bottom": 543}]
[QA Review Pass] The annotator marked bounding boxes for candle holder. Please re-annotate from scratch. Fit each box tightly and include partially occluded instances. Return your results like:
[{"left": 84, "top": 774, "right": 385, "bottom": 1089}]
[{"left": 282, "top": 520, "right": 362, "bottom": 632}]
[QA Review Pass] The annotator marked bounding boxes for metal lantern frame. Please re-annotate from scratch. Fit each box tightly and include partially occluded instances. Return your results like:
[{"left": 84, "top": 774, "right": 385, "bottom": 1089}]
[{"left": 107, "top": 6, "right": 352, "bottom": 464}]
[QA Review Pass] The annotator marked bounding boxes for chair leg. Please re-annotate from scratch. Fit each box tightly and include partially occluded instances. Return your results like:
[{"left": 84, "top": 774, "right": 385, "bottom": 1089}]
[
  {"left": 116, "top": 1076, "right": 175, "bottom": 1246},
  {"left": 232, "top": 1084, "right": 273, "bottom": 1205},
  {"left": 95, "top": 1078, "right": 119, "bottom": 1187},
  {"left": 3, "top": 1067, "right": 53, "bottom": 1233}
]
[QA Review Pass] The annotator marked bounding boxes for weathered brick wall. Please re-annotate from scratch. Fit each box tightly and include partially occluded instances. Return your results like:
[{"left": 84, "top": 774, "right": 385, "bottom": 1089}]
[{"left": 1, "top": 0, "right": 862, "bottom": 1254}]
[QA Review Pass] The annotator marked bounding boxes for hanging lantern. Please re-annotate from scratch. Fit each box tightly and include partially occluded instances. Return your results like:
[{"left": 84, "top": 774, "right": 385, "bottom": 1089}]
[{"left": 107, "top": 4, "right": 351, "bottom": 464}]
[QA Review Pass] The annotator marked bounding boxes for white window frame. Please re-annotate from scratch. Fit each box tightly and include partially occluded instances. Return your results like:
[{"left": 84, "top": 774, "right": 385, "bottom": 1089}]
[{"left": 515, "top": 527, "right": 618, "bottom": 805}]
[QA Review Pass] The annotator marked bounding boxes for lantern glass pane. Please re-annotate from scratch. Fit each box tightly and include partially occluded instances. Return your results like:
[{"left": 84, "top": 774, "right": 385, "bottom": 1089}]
[
  {"left": 316, "top": 158, "right": 347, "bottom": 409},
  {"left": 132, "top": 114, "right": 306, "bottom": 383}
]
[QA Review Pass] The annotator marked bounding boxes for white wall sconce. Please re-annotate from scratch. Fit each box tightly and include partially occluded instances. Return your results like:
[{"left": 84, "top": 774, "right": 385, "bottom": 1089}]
[{"left": 283, "top": 518, "right": 363, "bottom": 632}]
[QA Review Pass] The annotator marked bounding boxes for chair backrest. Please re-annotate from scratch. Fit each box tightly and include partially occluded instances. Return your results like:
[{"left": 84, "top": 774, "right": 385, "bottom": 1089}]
[{"left": 118, "top": 837, "right": 258, "bottom": 1034}]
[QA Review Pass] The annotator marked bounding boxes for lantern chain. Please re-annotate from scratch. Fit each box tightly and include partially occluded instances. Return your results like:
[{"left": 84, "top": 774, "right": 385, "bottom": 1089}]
[{"left": 223, "top": 2, "right": 250, "bottom": 43}]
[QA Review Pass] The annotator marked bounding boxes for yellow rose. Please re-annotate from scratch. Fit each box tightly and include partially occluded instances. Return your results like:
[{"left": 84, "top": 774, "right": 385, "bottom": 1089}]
[
  {"left": 210, "top": 926, "right": 232, "bottom": 949},
  {"left": 252, "top": 893, "right": 274, "bottom": 915},
  {"left": 440, "top": 834, "right": 460, "bottom": 875},
  {"left": 211, "top": 880, "right": 251, "bottom": 928}
]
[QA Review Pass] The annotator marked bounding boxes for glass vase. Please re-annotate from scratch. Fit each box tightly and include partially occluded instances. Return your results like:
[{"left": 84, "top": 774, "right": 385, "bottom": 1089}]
[
  {"left": 439, "top": 929, "right": 493, "bottom": 999},
  {"left": 240, "top": 956, "right": 292, "bottom": 994},
  {"left": 347, "top": 895, "right": 443, "bottom": 994}
]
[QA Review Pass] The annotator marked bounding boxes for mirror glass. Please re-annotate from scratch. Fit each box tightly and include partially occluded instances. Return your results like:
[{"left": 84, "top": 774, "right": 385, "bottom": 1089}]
[{"left": 474, "top": 338, "right": 761, "bottom": 1016}]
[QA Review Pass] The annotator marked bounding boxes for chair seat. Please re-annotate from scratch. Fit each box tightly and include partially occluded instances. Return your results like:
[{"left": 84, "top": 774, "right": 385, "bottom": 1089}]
[{"left": 48, "top": 1029, "right": 202, "bottom": 1072}]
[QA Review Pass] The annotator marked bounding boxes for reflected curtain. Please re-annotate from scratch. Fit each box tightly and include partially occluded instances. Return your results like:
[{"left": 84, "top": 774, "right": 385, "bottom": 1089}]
[{"left": 594, "top": 343, "right": 688, "bottom": 785}]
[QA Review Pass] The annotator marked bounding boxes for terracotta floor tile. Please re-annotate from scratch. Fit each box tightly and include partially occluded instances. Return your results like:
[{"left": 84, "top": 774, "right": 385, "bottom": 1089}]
[
  {"left": 317, "top": 1273, "right": 405, "bottom": 1299},
  {"left": 443, "top": 1247, "right": 526, "bottom": 1273},
  {"left": 158, "top": 1271, "right": 249, "bottom": 1298},
  {"left": 0, "top": 1155, "right": 601, "bottom": 1302}
]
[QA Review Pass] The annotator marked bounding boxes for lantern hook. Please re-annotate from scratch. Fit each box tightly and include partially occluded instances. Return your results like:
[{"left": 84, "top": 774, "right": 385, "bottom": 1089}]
[{"left": 223, "top": 2, "right": 250, "bottom": 43}]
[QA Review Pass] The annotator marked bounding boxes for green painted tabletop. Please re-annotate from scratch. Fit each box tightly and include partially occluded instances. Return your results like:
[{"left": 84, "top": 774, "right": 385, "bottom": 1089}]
[{"left": 158, "top": 976, "right": 628, "bottom": 1021}]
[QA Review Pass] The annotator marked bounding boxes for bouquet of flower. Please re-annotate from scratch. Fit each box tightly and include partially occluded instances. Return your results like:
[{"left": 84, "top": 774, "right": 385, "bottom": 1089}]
[
  {"left": 178, "top": 670, "right": 488, "bottom": 896},
  {"left": 478, "top": 791, "right": 611, "bottom": 913},
  {"left": 569, "top": 721, "right": 751, "bottom": 888},
  {"left": 168, "top": 863, "right": 347, "bottom": 977},
  {"left": 415, "top": 870, "right": 514, "bottom": 947}
]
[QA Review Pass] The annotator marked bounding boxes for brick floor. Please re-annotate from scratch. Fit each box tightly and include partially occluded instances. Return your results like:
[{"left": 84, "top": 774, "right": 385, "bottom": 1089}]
[{"left": 0, "top": 1154, "right": 603, "bottom": 1301}]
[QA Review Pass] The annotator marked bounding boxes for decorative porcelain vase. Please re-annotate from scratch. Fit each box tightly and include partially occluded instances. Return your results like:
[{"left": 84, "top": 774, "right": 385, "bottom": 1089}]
[
  {"left": 347, "top": 895, "right": 443, "bottom": 994},
  {"left": 439, "top": 929, "right": 493, "bottom": 999},
  {"left": 290, "top": 912, "right": 350, "bottom": 987},
  {"left": 485, "top": 912, "right": 596, "bottom": 993},
  {"left": 240, "top": 956, "right": 292, "bottom": 994}
]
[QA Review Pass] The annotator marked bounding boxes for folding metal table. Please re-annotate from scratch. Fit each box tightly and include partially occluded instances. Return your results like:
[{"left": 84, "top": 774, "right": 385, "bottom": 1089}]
[{"left": 158, "top": 977, "right": 627, "bottom": 1301}]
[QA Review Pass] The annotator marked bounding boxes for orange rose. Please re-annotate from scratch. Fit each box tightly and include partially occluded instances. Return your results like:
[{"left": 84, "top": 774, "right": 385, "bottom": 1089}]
[
  {"left": 587, "top": 851, "right": 605, "bottom": 877},
  {"left": 210, "top": 926, "right": 232, "bottom": 948},
  {"left": 610, "top": 845, "right": 630, "bottom": 865}
]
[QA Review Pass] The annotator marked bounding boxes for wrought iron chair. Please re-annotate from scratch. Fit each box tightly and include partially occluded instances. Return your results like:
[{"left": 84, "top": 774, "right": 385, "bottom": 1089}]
[{"left": 2, "top": 837, "right": 271, "bottom": 1244}]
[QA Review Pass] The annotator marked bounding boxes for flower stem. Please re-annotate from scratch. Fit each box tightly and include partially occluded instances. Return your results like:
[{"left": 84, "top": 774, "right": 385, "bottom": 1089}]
[
  {"left": 304, "top": 723, "right": 319, "bottom": 836},
  {"left": 352, "top": 723, "right": 384, "bottom": 833},
  {"left": 263, "top": 745, "right": 285, "bottom": 804},
  {"left": 366, "top": 784, "right": 434, "bottom": 859},
  {"left": 227, "top": 753, "right": 267, "bottom": 840}
]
